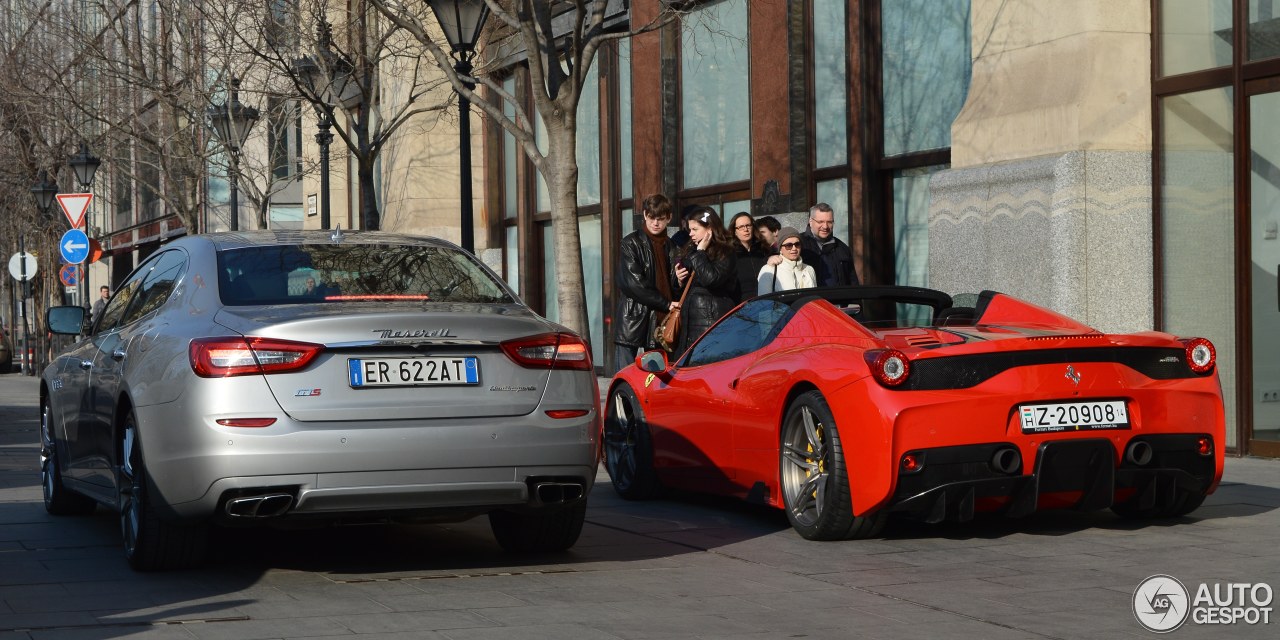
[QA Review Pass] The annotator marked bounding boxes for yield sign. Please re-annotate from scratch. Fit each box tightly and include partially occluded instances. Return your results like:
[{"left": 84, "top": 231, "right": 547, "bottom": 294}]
[{"left": 56, "top": 193, "right": 92, "bottom": 228}]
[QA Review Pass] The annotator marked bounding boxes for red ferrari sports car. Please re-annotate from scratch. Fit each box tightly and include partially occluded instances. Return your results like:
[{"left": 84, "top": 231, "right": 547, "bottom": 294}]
[{"left": 603, "top": 286, "right": 1225, "bottom": 540}]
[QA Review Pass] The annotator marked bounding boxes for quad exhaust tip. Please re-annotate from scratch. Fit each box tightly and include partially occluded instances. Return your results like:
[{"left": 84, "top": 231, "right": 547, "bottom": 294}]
[
  {"left": 533, "top": 482, "right": 584, "bottom": 505},
  {"left": 225, "top": 493, "right": 293, "bottom": 518},
  {"left": 991, "top": 447, "right": 1022, "bottom": 475},
  {"left": 1126, "top": 440, "right": 1154, "bottom": 466}
]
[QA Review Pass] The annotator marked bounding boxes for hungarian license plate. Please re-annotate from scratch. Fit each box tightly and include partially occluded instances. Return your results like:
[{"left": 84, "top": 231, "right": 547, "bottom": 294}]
[
  {"left": 1018, "top": 400, "right": 1129, "bottom": 434},
  {"left": 348, "top": 357, "right": 479, "bottom": 387}
]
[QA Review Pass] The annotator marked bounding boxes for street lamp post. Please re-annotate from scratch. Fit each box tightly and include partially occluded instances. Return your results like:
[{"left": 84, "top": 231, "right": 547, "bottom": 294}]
[
  {"left": 206, "top": 77, "right": 260, "bottom": 232},
  {"left": 28, "top": 170, "right": 58, "bottom": 375},
  {"left": 294, "top": 55, "right": 335, "bottom": 230},
  {"left": 427, "top": 0, "right": 490, "bottom": 253},
  {"left": 67, "top": 142, "right": 101, "bottom": 309}
]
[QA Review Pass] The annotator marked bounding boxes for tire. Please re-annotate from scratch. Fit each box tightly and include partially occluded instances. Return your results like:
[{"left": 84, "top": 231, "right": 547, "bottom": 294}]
[
  {"left": 118, "top": 411, "right": 208, "bottom": 570},
  {"left": 603, "top": 384, "right": 661, "bottom": 500},
  {"left": 779, "top": 390, "right": 885, "bottom": 541},
  {"left": 489, "top": 502, "right": 587, "bottom": 553},
  {"left": 41, "top": 401, "right": 97, "bottom": 516}
]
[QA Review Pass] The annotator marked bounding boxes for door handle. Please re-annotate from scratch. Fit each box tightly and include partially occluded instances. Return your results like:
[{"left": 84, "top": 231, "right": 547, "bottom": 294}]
[
  {"left": 79, "top": 360, "right": 92, "bottom": 370},
  {"left": 111, "top": 349, "right": 126, "bottom": 361}
]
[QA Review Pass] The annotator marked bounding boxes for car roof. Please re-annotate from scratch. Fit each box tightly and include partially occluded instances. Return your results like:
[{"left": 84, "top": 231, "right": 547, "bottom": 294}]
[{"left": 195, "top": 230, "right": 459, "bottom": 252}]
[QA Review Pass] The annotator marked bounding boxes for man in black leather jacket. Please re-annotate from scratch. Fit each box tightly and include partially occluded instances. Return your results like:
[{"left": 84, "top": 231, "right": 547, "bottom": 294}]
[
  {"left": 800, "top": 202, "right": 860, "bottom": 287},
  {"left": 613, "top": 194, "right": 680, "bottom": 373}
]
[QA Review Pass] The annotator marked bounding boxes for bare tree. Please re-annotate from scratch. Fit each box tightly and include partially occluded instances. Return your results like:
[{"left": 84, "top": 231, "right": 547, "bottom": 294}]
[{"left": 369, "top": 0, "right": 685, "bottom": 338}]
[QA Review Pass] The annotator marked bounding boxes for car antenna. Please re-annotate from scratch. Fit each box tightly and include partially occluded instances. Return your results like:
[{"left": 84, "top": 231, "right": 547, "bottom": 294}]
[{"left": 330, "top": 224, "right": 344, "bottom": 244}]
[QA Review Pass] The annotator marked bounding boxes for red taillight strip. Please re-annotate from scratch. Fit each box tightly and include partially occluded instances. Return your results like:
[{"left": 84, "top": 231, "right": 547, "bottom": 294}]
[
  {"left": 216, "top": 418, "right": 278, "bottom": 428},
  {"left": 546, "top": 409, "right": 591, "bottom": 419},
  {"left": 190, "top": 337, "right": 324, "bottom": 378},
  {"left": 323, "top": 294, "right": 430, "bottom": 301},
  {"left": 500, "top": 333, "right": 593, "bottom": 371}
]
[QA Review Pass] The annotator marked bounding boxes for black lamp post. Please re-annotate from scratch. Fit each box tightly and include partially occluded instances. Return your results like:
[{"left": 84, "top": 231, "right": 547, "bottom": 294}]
[
  {"left": 427, "top": 0, "right": 490, "bottom": 253},
  {"left": 206, "top": 77, "right": 260, "bottom": 232},
  {"left": 294, "top": 55, "right": 336, "bottom": 230},
  {"left": 67, "top": 142, "right": 100, "bottom": 307},
  {"left": 26, "top": 170, "right": 58, "bottom": 375}
]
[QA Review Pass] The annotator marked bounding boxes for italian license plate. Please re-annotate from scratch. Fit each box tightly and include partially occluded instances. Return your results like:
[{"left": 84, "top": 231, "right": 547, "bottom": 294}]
[
  {"left": 348, "top": 357, "right": 479, "bottom": 387},
  {"left": 1019, "top": 400, "right": 1129, "bottom": 433}
]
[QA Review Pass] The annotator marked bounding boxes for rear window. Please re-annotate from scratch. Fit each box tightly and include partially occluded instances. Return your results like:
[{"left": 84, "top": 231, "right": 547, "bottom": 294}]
[{"left": 217, "top": 244, "right": 515, "bottom": 306}]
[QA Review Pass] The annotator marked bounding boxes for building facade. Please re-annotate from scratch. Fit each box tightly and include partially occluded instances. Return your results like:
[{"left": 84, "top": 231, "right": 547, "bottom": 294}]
[{"left": 482, "top": 0, "right": 1277, "bottom": 457}]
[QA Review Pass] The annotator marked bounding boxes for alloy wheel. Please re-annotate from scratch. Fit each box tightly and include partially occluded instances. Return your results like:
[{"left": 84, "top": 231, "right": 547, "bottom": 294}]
[{"left": 781, "top": 405, "right": 829, "bottom": 527}]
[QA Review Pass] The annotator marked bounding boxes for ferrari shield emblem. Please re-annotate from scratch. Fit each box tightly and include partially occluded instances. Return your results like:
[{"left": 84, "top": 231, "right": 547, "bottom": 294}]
[{"left": 645, "top": 373, "right": 656, "bottom": 388}]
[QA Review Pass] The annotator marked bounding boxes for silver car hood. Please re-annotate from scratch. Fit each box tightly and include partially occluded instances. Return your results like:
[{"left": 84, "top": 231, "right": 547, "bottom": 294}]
[{"left": 212, "top": 304, "right": 570, "bottom": 422}]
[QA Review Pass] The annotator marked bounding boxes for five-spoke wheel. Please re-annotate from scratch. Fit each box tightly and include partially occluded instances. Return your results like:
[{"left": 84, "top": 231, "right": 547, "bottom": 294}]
[{"left": 603, "top": 384, "right": 660, "bottom": 500}]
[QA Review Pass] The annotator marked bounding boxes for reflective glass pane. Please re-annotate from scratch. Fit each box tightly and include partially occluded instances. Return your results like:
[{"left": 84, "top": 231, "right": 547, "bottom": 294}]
[
  {"left": 1249, "top": 1, "right": 1280, "bottom": 61},
  {"left": 815, "top": 178, "right": 849, "bottom": 244},
  {"left": 621, "top": 207, "right": 634, "bottom": 239},
  {"left": 882, "top": 0, "right": 971, "bottom": 156},
  {"left": 1161, "top": 0, "right": 1232, "bottom": 75},
  {"left": 721, "top": 200, "right": 750, "bottom": 219},
  {"left": 1250, "top": 91, "right": 1280, "bottom": 441},
  {"left": 681, "top": 0, "right": 750, "bottom": 188},
  {"left": 619, "top": 40, "right": 634, "bottom": 201},
  {"left": 580, "top": 215, "right": 603, "bottom": 359},
  {"left": 577, "top": 60, "right": 601, "bottom": 206},
  {"left": 1161, "top": 87, "right": 1236, "bottom": 447},
  {"left": 893, "top": 166, "right": 944, "bottom": 323},
  {"left": 504, "top": 224, "right": 519, "bottom": 293},
  {"left": 813, "top": 0, "right": 848, "bottom": 168},
  {"left": 503, "top": 77, "right": 518, "bottom": 220}
]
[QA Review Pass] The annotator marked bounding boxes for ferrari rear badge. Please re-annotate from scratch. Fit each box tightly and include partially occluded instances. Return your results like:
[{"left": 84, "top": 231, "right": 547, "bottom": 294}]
[{"left": 1065, "top": 365, "right": 1081, "bottom": 386}]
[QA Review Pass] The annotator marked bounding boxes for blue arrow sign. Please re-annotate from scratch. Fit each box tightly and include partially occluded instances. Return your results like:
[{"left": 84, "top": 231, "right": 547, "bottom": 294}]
[{"left": 60, "top": 229, "right": 90, "bottom": 264}]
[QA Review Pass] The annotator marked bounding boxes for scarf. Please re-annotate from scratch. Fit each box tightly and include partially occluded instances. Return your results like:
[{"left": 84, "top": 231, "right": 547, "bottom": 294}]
[{"left": 646, "top": 229, "right": 673, "bottom": 302}]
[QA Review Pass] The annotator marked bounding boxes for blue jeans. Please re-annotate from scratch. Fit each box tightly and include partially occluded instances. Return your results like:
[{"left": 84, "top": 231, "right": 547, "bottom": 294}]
[{"left": 614, "top": 343, "right": 640, "bottom": 375}]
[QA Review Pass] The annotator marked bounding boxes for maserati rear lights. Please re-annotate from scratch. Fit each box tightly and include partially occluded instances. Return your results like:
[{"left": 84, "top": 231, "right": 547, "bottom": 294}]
[
  {"left": 866, "top": 349, "right": 911, "bottom": 387},
  {"left": 216, "top": 418, "right": 278, "bottom": 428},
  {"left": 501, "top": 333, "right": 593, "bottom": 371},
  {"left": 1181, "top": 337, "right": 1216, "bottom": 374},
  {"left": 190, "top": 337, "right": 323, "bottom": 377},
  {"left": 546, "top": 409, "right": 591, "bottom": 419},
  {"left": 1197, "top": 436, "right": 1213, "bottom": 456},
  {"left": 990, "top": 447, "right": 1022, "bottom": 475},
  {"left": 900, "top": 452, "right": 924, "bottom": 474}
]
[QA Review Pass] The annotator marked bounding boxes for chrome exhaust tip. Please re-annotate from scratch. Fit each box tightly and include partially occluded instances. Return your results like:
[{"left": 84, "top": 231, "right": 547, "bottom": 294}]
[
  {"left": 1126, "top": 441, "right": 1154, "bottom": 466},
  {"left": 532, "top": 482, "right": 585, "bottom": 505},
  {"left": 225, "top": 493, "right": 293, "bottom": 518},
  {"left": 991, "top": 447, "right": 1021, "bottom": 475}
]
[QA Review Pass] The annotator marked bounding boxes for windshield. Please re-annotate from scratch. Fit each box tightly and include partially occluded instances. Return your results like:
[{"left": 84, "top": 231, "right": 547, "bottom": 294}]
[{"left": 217, "top": 243, "right": 516, "bottom": 306}]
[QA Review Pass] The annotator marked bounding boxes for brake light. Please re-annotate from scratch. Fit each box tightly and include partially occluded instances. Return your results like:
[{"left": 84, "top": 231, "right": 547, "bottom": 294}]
[
  {"left": 501, "top": 333, "right": 593, "bottom": 371},
  {"left": 1197, "top": 436, "right": 1213, "bottom": 456},
  {"left": 1181, "top": 337, "right": 1216, "bottom": 374},
  {"left": 216, "top": 418, "right": 278, "bottom": 428},
  {"left": 190, "top": 337, "right": 323, "bottom": 377},
  {"left": 866, "top": 349, "right": 911, "bottom": 387}
]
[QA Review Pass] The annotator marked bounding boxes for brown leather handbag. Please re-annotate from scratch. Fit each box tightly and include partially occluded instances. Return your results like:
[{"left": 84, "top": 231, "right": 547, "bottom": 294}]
[{"left": 654, "top": 271, "right": 695, "bottom": 352}]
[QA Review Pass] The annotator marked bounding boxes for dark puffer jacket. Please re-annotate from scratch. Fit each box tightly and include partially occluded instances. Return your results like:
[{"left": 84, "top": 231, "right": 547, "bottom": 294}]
[
  {"left": 615, "top": 231, "right": 678, "bottom": 348},
  {"left": 673, "top": 248, "right": 738, "bottom": 356}
]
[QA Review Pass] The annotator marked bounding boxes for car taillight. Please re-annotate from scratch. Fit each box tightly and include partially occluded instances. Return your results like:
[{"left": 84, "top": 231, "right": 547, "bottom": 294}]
[
  {"left": 1181, "top": 337, "right": 1216, "bottom": 374},
  {"left": 866, "top": 349, "right": 911, "bottom": 387},
  {"left": 501, "top": 333, "right": 593, "bottom": 371},
  {"left": 190, "top": 337, "right": 323, "bottom": 377}
]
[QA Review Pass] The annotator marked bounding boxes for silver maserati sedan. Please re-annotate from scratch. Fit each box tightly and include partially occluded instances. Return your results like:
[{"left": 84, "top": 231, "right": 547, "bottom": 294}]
[{"left": 40, "top": 230, "right": 599, "bottom": 570}]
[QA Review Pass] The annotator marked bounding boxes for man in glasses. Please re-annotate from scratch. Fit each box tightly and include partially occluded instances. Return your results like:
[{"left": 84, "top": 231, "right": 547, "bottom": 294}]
[
  {"left": 614, "top": 194, "right": 682, "bottom": 371},
  {"left": 800, "top": 202, "right": 859, "bottom": 287}
]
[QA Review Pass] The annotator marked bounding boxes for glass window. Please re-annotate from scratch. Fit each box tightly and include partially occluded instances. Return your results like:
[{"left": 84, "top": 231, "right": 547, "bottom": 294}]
[
  {"left": 815, "top": 178, "right": 850, "bottom": 245},
  {"left": 95, "top": 260, "right": 150, "bottom": 333},
  {"left": 580, "top": 215, "right": 603, "bottom": 357},
  {"left": 1249, "top": 1, "right": 1280, "bottom": 61},
  {"left": 1161, "top": 0, "right": 1232, "bottom": 75},
  {"left": 684, "top": 298, "right": 792, "bottom": 367},
  {"left": 121, "top": 250, "right": 188, "bottom": 326},
  {"left": 721, "top": 200, "right": 750, "bottom": 219},
  {"left": 813, "top": 0, "right": 848, "bottom": 168},
  {"left": 882, "top": 0, "right": 971, "bottom": 157},
  {"left": 681, "top": 0, "right": 750, "bottom": 188},
  {"left": 1249, "top": 90, "right": 1280, "bottom": 443},
  {"left": 893, "top": 166, "right": 943, "bottom": 290},
  {"left": 503, "top": 76, "right": 518, "bottom": 220},
  {"left": 504, "top": 225, "right": 520, "bottom": 293},
  {"left": 619, "top": 40, "right": 634, "bottom": 201},
  {"left": 578, "top": 59, "right": 601, "bottom": 206},
  {"left": 217, "top": 244, "right": 515, "bottom": 306},
  {"left": 269, "top": 205, "right": 304, "bottom": 230},
  {"left": 620, "top": 207, "right": 634, "bottom": 239},
  {"left": 1160, "top": 87, "right": 1237, "bottom": 447}
]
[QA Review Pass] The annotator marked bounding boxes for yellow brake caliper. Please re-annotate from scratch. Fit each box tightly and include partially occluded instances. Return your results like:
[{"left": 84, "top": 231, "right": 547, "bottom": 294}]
[{"left": 807, "top": 424, "right": 825, "bottom": 499}]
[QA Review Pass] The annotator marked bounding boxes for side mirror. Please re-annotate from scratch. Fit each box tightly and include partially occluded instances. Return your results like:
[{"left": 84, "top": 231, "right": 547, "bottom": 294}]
[
  {"left": 47, "top": 306, "right": 87, "bottom": 336},
  {"left": 637, "top": 350, "right": 669, "bottom": 373}
]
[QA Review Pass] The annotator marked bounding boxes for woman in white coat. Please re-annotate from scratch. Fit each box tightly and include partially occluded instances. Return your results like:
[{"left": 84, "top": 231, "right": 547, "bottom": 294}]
[{"left": 757, "top": 227, "right": 817, "bottom": 295}]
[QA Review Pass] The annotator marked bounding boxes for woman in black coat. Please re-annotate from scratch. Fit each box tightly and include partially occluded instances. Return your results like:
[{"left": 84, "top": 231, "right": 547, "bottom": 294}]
[
  {"left": 672, "top": 206, "right": 738, "bottom": 356},
  {"left": 728, "top": 211, "right": 769, "bottom": 302}
]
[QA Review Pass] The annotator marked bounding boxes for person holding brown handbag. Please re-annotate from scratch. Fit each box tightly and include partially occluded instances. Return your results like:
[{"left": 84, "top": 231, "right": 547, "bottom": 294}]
[
  {"left": 614, "top": 194, "right": 681, "bottom": 372},
  {"left": 671, "top": 206, "right": 738, "bottom": 356}
]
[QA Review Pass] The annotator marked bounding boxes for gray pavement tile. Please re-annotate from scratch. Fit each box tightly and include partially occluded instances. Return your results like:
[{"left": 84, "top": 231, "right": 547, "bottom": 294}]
[
  {"left": 811, "top": 561, "right": 1025, "bottom": 588},
  {"left": 182, "top": 616, "right": 353, "bottom": 640},
  {"left": 0, "top": 612, "right": 104, "bottom": 633},
  {"left": 576, "top": 614, "right": 763, "bottom": 640},
  {"left": 441, "top": 623, "right": 624, "bottom": 640},
  {"left": 331, "top": 610, "right": 495, "bottom": 634},
  {"left": 27, "top": 625, "right": 199, "bottom": 640},
  {"left": 371, "top": 591, "right": 528, "bottom": 612},
  {"left": 987, "top": 551, "right": 1146, "bottom": 573},
  {"left": 221, "top": 596, "right": 388, "bottom": 621}
]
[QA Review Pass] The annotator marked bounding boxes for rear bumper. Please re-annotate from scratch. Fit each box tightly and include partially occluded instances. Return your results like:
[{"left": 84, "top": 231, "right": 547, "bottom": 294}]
[{"left": 888, "top": 435, "right": 1217, "bottom": 522}]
